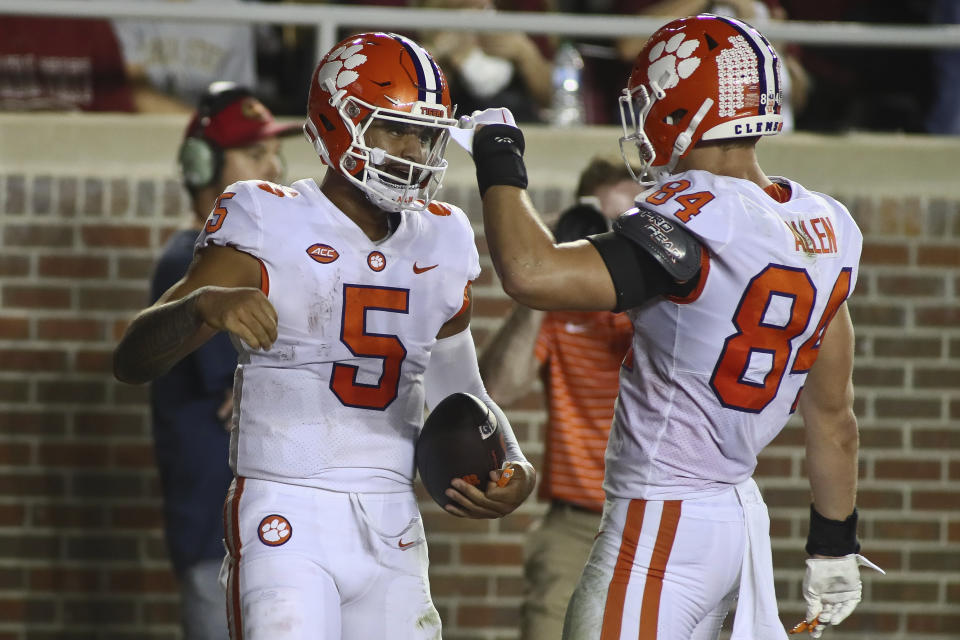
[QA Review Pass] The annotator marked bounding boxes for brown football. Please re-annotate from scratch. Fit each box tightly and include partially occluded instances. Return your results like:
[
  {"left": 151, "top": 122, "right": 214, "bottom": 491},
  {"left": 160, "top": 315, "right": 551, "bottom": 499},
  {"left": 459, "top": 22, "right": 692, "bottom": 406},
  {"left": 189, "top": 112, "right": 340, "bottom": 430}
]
[{"left": 415, "top": 392, "right": 507, "bottom": 508}]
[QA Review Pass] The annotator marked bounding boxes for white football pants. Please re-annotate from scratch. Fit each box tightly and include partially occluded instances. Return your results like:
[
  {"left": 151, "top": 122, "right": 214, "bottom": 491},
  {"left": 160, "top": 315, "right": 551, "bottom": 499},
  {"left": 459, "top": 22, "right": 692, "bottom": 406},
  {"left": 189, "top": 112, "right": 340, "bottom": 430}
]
[
  {"left": 563, "top": 479, "right": 786, "bottom": 640},
  {"left": 221, "top": 477, "right": 441, "bottom": 640}
]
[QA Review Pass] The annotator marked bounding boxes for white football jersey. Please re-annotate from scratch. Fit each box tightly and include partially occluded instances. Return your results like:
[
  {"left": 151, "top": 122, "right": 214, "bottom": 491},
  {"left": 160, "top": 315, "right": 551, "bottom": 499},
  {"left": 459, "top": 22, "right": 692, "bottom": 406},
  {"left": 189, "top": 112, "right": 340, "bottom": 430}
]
[
  {"left": 196, "top": 178, "right": 480, "bottom": 493},
  {"left": 605, "top": 170, "right": 862, "bottom": 500}
]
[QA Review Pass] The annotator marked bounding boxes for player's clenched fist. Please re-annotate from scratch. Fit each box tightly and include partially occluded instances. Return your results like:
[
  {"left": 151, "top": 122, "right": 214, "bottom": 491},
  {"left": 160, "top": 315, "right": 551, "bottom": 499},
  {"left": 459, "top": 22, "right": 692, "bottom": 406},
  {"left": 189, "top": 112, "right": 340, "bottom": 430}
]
[{"left": 195, "top": 286, "right": 278, "bottom": 350}]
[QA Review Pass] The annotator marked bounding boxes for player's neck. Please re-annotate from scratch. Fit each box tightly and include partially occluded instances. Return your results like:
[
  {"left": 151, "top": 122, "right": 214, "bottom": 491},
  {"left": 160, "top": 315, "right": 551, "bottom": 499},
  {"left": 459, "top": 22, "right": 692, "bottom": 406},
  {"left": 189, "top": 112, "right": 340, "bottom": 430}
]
[
  {"left": 675, "top": 145, "right": 772, "bottom": 189},
  {"left": 320, "top": 173, "right": 391, "bottom": 241}
]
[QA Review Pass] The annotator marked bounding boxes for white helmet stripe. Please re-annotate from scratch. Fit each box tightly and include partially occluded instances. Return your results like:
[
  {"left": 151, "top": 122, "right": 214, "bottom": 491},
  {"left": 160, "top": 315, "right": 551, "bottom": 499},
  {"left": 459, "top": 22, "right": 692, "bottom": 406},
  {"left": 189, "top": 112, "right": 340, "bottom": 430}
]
[
  {"left": 391, "top": 33, "right": 440, "bottom": 104},
  {"left": 714, "top": 16, "right": 780, "bottom": 116}
]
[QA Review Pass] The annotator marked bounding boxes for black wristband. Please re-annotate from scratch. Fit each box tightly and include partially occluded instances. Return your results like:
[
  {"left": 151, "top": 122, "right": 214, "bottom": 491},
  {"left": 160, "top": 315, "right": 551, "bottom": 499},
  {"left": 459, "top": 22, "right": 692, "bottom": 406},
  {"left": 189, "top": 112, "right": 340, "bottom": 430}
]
[
  {"left": 472, "top": 124, "right": 528, "bottom": 198},
  {"left": 805, "top": 504, "right": 860, "bottom": 556}
]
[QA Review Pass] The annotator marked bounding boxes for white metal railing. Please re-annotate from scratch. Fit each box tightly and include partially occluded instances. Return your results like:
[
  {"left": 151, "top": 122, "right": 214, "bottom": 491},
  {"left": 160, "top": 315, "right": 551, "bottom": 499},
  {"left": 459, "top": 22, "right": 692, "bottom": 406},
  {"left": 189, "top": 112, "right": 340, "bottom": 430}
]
[{"left": 2, "top": 0, "right": 959, "bottom": 64}]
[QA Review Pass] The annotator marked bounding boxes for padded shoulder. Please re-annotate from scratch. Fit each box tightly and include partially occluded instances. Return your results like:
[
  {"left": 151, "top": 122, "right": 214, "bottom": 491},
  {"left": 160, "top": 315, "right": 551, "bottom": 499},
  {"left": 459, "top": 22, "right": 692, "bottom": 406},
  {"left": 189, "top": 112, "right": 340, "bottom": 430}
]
[
  {"left": 421, "top": 200, "right": 481, "bottom": 283},
  {"left": 195, "top": 180, "right": 267, "bottom": 257},
  {"left": 426, "top": 201, "right": 454, "bottom": 217},
  {"left": 247, "top": 180, "right": 303, "bottom": 200},
  {"left": 613, "top": 206, "right": 702, "bottom": 283}
]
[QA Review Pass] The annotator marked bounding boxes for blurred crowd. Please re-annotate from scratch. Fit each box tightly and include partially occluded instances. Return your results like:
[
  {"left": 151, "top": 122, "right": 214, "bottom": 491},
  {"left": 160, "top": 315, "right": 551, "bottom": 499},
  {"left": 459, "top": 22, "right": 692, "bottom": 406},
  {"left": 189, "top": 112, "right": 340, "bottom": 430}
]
[{"left": 1, "top": 0, "right": 957, "bottom": 134}]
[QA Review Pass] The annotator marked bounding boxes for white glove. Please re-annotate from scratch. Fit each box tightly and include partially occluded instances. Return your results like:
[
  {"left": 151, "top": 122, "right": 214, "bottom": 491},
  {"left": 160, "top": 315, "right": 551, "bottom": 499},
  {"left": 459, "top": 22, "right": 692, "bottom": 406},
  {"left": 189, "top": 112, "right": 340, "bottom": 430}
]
[
  {"left": 800, "top": 554, "right": 884, "bottom": 637},
  {"left": 448, "top": 107, "right": 518, "bottom": 155}
]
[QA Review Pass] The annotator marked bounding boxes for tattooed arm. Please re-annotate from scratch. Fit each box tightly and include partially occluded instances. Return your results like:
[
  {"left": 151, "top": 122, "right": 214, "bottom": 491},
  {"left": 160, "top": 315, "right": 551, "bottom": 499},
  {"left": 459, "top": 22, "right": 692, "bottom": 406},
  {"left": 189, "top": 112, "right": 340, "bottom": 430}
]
[{"left": 113, "top": 245, "right": 276, "bottom": 385}]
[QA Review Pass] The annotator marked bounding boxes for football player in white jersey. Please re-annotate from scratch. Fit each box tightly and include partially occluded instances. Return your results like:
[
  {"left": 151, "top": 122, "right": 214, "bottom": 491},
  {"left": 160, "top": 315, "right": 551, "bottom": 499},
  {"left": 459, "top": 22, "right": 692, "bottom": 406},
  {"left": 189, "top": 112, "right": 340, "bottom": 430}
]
[
  {"left": 455, "top": 14, "right": 881, "bottom": 640},
  {"left": 114, "top": 32, "right": 536, "bottom": 640}
]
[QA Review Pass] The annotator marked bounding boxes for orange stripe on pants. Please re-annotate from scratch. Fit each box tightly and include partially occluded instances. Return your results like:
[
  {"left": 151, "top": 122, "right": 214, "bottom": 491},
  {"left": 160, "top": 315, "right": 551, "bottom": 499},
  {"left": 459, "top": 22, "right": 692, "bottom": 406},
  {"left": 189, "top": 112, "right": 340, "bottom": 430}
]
[
  {"left": 600, "top": 499, "right": 647, "bottom": 640},
  {"left": 224, "top": 477, "right": 245, "bottom": 640},
  {"left": 638, "top": 501, "right": 682, "bottom": 640}
]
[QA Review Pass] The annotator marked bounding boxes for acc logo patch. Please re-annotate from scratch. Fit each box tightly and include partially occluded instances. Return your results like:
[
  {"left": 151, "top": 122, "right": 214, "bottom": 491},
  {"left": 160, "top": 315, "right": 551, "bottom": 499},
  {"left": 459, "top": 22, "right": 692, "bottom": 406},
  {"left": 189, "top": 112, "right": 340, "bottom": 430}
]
[
  {"left": 307, "top": 243, "right": 339, "bottom": 264},
  {"left": 258, "top": 514, "right": 292, "bottom": 547},
  {"left": 367, "top": 251, "right": 386, "bottom": 272}
]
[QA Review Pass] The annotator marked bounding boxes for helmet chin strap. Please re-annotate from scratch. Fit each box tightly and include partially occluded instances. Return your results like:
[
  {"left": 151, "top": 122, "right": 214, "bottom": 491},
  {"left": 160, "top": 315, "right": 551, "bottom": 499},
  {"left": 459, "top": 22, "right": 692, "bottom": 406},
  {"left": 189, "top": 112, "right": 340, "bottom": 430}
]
[
  {"left": 659, "top": 97, "right": 714, "bottom": 177},
  {"left": 303, "top": 118, "right": 331, "bottom": 165}
]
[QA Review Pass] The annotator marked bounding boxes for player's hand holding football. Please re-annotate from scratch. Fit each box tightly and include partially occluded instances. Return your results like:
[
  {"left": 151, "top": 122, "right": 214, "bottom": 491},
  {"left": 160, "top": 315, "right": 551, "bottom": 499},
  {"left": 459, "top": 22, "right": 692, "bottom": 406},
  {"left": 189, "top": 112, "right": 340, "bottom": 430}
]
[
  {"left": 444, "top": 461, "right": 536, "bottom": 518},
  {"left": 195, "top": 286, "right": 278, "bottom": 350}
]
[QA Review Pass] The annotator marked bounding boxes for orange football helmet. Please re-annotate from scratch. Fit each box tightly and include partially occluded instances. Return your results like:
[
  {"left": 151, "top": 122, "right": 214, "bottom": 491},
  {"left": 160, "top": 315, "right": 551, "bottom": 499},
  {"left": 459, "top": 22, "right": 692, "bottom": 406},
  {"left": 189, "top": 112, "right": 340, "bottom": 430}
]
[
  {"left": 304, "top": 32, "right": 457, "bottom": 212},
  {"left": 619, "top": 14, "right": 783, "bottom": 181}
]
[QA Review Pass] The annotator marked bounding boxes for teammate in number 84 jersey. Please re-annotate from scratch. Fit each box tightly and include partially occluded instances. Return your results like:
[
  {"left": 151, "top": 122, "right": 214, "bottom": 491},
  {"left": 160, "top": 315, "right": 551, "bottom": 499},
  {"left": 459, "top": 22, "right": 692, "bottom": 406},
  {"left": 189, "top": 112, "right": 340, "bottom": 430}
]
[
  {"left": 459, "top": 13, "right": 875, "bottom": 640},
  {"left": 606, "top": 170, "right": 862, "bottom": 501},
  {"left": 197, "top": 178, "right": 480, "bottom": 491}
]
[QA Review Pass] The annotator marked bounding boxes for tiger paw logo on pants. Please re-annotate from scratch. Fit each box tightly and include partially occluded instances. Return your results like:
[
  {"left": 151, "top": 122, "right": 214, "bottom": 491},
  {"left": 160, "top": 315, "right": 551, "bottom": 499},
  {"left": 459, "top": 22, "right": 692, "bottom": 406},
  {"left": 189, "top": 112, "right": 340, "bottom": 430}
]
[
  {"left": 319, "top": 43, "right": 368, "bottom": 93},
  {"left": 258, "top": 514, "right": 292, "bottom": 546}
]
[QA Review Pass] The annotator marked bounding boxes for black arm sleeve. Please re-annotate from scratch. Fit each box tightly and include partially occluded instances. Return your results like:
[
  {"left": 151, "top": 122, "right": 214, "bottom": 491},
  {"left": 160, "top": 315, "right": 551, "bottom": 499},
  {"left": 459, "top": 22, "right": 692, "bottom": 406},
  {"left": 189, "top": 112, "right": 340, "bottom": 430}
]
[
  {"left": 586, "top": 232, "right": 698, "bottom": 312},
  {"left": 585, "top": 206, "right": 704, "bottom": 312}
]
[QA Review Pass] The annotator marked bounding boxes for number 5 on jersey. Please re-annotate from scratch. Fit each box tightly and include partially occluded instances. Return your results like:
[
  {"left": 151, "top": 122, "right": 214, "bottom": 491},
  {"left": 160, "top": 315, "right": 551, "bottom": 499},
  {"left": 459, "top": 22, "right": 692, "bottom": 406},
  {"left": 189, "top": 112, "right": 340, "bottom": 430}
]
[
  {"left": 331, "top": 285, "right": 409, "bottom": 410},
  {"left": 205, "top": 192, "right": 235, "bottom": 233}
]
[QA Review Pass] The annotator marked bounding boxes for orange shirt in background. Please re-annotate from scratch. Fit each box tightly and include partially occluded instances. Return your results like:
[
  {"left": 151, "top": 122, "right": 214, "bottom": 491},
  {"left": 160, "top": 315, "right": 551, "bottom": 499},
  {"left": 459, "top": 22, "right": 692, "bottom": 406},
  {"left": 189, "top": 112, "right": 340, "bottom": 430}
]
[{"left": 535, "top": 310, "right": 633, "bottom": 512}]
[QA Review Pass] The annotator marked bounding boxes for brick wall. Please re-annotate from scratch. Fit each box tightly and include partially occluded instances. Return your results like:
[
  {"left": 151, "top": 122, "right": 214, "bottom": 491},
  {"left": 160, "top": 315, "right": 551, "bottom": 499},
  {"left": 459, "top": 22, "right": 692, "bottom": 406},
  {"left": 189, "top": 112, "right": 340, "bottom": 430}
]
[{"left": 0, "top": 115, "right": 958, "bottom": 639}]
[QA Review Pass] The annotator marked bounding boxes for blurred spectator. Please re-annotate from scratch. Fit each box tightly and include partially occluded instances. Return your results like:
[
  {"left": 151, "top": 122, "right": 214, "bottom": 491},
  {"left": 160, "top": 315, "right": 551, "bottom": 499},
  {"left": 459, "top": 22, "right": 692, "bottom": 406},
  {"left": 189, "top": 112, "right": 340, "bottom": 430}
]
[
  {"left": 781, "top": 0, "right": 933, "bottom": 132},
  {"left": 152, "top": 82, "right": 298, "bottom": 640},
  {"left": 253, "top": 0, "right": 416, "bottom": 116},
  {"left": 418, "top": 0, "right": 555, "bottom": 122},
  {"left": 0, "top": 17, "right": 134, "bottom": 111},
  {"left": 113, "top": 0, "right": 257, "bottom": 113},
  {"left": 479, "top": 157, "right": 641, "bottom": 640},
  {"left": 926, "top": 0, "right": 960, "bottom": 135}
]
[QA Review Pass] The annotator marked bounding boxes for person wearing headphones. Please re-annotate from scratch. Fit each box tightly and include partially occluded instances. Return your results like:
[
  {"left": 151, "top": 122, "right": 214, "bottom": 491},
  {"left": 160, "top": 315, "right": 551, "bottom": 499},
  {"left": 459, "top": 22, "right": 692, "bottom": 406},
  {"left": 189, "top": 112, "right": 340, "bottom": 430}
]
[{"left": 151, "top": 81, "right": 298, "bottom": 640}]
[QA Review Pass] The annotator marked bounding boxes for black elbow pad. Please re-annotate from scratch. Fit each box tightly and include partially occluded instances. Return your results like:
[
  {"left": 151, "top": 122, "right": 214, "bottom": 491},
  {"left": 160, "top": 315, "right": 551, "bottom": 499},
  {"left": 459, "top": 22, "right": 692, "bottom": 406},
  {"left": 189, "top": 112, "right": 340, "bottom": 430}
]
[
  {"left": 587, "top": 207, "right": 703, "bottom": 312},
  {"left": 613, "top": 207, "right": 702, "bottom": 283}
]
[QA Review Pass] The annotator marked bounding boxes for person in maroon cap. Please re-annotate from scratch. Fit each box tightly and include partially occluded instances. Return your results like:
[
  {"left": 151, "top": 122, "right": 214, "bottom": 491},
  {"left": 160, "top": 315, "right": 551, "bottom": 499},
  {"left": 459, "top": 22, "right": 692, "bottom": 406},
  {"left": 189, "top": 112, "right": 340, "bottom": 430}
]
[{"left": 148, "top": 82, "right": 299, "bottom": 640}]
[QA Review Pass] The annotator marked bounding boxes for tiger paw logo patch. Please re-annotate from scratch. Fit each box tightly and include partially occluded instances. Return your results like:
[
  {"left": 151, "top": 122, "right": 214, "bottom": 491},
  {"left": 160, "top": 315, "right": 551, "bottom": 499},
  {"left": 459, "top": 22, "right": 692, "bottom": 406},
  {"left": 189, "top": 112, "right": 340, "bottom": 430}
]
[
  {"left": 647, "top": 32, "right": 701, "bottom": 92},
  {"left": 319, "top": 43, "right": 368, "bottom": 93},
  {"left": 258, "top": 514, "right": 292, "bottom": 547},
  {"left": 367, "top": 251, "right": 386, "bottom": 272}
]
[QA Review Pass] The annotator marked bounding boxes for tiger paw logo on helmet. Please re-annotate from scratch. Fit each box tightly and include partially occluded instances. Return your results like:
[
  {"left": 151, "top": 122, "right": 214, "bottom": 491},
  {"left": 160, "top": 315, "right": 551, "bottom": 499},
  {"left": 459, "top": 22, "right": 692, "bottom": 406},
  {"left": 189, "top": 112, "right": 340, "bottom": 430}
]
[
  {"left": 318, "top": 43, "right": 368, "bottom": 93},
  {"left": 305, "top": 32, "right": 457, "bottom": 213},
  {"left": 647, "top": 33, "right": 701, "bottom": 92},
  {"left": 619, "top": 15, "right": 783, "bottom": 180}
]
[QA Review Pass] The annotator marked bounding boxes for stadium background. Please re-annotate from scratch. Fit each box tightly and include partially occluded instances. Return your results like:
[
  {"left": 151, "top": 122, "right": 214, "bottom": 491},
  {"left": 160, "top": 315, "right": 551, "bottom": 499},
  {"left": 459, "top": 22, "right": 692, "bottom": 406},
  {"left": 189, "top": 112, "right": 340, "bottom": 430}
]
[{"left": 1, "top": 5, "right": 959, "bottom": 638}]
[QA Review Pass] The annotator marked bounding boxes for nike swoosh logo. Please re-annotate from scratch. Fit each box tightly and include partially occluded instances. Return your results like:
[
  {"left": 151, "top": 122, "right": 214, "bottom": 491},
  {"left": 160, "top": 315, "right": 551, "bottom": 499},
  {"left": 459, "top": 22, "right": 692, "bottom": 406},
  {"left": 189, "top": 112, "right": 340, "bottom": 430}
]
[
  {"left": 564, "top": 323, "right": 589, "bottom": 334},
  {"left": 398, "top": 538, "right": 417, "bottom": 549},
  {"left": 413, "top": 263, "right": 438, "bottom": 274}
]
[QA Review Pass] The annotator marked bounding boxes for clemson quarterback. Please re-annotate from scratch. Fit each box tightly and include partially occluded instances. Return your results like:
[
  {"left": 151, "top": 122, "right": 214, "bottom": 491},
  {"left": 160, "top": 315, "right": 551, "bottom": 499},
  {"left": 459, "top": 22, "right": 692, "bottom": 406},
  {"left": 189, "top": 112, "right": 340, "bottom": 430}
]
[{"left": 114, "top": 32, "right": 535, "bottom": 640}]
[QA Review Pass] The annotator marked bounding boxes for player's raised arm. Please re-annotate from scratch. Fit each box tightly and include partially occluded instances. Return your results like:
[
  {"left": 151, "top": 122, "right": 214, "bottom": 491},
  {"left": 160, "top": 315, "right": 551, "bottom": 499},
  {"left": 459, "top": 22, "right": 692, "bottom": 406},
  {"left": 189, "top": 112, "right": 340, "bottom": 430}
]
[
  {"left": 455, "top": 110, "right": 704, "bottom": 313},
  {"left": 113, "top": 245, "right": 274, "bottom": 385}
]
